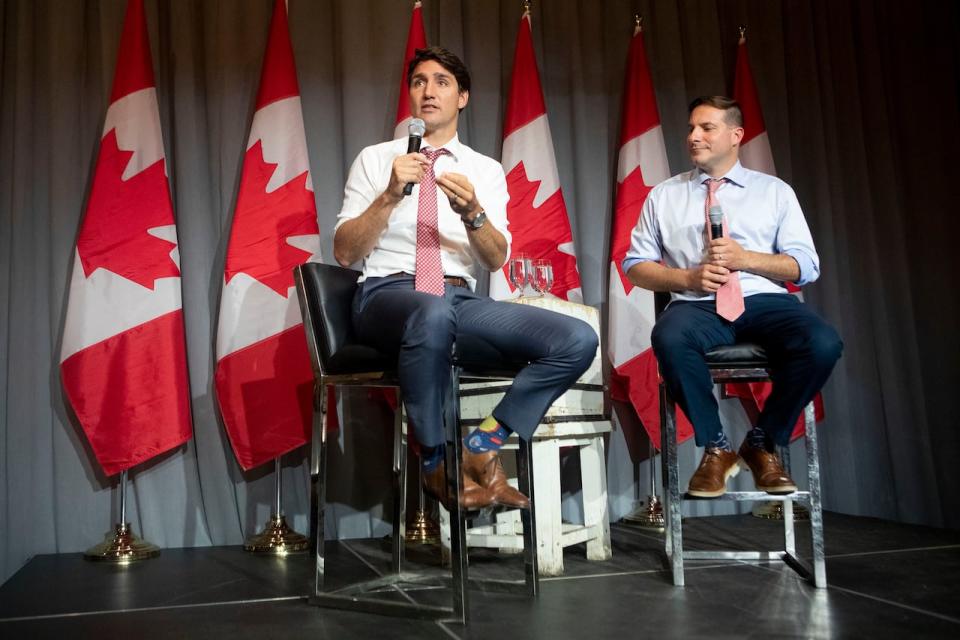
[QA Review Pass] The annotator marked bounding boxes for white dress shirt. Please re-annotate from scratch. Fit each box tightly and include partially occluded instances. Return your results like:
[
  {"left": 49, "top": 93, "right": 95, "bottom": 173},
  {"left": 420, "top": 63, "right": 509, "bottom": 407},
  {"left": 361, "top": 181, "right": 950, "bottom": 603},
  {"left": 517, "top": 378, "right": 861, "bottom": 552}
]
[
  {"left": 336, "top": 134, "right": 511, "bottom": 290},
  {"left": 623, "top": 161, "right": 820, "bottom": 303}
]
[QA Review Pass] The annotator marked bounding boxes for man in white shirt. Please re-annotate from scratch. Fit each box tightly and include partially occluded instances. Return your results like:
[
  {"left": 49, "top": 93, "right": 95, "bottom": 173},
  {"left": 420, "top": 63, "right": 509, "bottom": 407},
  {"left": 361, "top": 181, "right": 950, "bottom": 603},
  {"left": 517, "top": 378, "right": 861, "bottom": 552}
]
[
  {"left": 623, "top": 96, "right": 842, "bottom": 498},
  {"left": 335, "top": 47, "right": 597, "bottom": 510}
]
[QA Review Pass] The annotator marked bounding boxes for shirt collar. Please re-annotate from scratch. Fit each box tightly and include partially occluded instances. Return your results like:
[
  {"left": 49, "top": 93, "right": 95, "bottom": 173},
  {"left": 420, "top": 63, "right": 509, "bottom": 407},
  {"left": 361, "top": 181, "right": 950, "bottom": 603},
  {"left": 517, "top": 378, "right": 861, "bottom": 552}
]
[
  {"left": 696, "top": 160, "right": 749, "bottom": 188},
  {"left": 423, "top": 133, "right": 463, "bottom": 162}
]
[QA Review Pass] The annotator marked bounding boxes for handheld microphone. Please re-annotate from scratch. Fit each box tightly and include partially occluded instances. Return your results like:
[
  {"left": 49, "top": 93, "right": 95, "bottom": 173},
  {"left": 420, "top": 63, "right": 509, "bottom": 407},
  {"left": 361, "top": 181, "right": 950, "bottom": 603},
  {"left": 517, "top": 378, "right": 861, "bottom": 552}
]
[
  {"left": 402, "top": 118, "right": 426, "bottom": 196},
  {"left": 709, "top": 205, "right": 723, "bottom": 239}
]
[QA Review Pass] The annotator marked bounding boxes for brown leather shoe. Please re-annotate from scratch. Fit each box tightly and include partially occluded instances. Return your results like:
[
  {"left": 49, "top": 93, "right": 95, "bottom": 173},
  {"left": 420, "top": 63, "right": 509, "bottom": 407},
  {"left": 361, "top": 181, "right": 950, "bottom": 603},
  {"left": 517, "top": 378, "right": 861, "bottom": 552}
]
[
  {"left": 421, "top": 459, "right": 494, "bottom": 510},
  {"left": 687, "top": 447, "right": 741, "bottom": 498},
  {"left": 461, "top": 449, "right": 531, "bottom": 509},
  {"left": 738, "top": 442, "right": 797, "bottom": 494}
]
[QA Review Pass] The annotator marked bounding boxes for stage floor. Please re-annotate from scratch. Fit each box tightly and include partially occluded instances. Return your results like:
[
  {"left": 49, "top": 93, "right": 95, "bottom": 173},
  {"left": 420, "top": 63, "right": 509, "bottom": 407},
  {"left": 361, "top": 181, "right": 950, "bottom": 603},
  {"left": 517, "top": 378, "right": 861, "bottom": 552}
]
[{"left": 1, "top": 512, "right": 958, "bottom": 638}]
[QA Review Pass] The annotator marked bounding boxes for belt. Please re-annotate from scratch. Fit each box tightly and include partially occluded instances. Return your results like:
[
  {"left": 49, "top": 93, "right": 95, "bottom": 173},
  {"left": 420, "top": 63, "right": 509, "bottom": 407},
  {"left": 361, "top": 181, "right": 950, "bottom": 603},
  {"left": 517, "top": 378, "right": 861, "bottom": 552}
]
[{"left": 386, "top": 272, "right": 468, "bottom": 289}]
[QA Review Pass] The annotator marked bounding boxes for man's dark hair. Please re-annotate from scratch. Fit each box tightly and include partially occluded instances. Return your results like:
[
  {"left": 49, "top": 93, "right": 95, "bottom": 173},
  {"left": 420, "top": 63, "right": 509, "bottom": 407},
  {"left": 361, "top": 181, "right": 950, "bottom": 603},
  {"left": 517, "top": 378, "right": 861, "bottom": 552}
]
[
  {"left": 407, "top": 46, "right": 471, "bottom": 94},
  {"left": 689, "top": 96, "right": 743, "bottom": 128}
]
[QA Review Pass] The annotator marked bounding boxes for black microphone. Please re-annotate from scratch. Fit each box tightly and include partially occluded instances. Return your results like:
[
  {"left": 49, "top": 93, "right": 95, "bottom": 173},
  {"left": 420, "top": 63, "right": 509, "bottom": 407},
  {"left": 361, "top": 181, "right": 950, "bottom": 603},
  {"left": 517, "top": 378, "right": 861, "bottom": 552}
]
[
  {"left": 402, "top": 118, "right": 426, "bottom": 196},
  {"left": 709, "top": 205, "right": 723, "bottom": 239}
]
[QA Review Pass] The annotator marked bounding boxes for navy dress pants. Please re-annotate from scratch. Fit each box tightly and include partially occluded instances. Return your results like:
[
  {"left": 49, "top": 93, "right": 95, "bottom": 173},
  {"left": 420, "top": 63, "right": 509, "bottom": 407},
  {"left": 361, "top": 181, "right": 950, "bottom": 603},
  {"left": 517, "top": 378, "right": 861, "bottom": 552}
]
[
  {"left": 353, "top": 275, "right": 598, "bottom": 448},
  {"left": 651, "top": 293, "right": 842, "bottom": 448}
]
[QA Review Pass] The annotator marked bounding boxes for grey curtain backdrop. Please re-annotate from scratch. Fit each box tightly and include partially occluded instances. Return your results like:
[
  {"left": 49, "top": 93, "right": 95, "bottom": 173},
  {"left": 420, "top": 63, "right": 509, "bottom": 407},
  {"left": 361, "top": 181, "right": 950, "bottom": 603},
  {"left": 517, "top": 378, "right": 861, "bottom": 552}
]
[{"left": 1, "top": 0, "right": 957, "bottom": 584}]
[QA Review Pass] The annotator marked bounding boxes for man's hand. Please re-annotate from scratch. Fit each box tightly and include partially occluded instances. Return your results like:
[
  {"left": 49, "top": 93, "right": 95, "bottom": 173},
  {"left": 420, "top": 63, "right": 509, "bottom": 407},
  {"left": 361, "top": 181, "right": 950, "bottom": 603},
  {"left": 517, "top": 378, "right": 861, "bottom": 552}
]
[
  {"left": 688, "top": 263, "right": 731, "bottom": 293},
  {"left": 436, "top": 172, "right": 481, "bottom": 219},
  {"left": 708, "top": 237, "right": 748, "bottom": 271},
  {"left": 706, "top": 237, "right": 801, "bottom": 283},
  {"left": 386, "top": 152, "right": 429, "bottom": 200}
]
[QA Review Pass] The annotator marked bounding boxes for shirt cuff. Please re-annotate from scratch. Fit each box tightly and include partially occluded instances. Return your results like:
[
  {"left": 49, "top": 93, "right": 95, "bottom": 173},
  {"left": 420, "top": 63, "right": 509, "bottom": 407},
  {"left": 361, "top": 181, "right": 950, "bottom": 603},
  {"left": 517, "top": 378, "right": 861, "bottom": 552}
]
[
  {"left": 621, "top": 256, "right": 648, "bottom": 275},
  {"left": 783, "top": 249, "right": 818, "bottom": 286}
]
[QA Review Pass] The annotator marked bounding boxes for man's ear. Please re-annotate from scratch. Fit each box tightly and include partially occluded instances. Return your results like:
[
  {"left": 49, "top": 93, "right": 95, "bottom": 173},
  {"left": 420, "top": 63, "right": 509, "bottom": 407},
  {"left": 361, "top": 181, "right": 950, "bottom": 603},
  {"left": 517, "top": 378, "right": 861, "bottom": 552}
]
[
  {"left": 458, "top": 89, "right": 469, "bottom": 110},
  {"left": 731, "top": 126, "right": 744, "bottom": 147}
]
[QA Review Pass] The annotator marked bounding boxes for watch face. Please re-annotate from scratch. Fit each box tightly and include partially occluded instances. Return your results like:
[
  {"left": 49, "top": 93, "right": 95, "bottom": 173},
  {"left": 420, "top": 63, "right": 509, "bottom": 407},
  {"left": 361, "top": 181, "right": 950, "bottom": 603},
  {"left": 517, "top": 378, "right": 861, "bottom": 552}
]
[{"left": 470, "top": 211, "right": 487, "bottom": 229}]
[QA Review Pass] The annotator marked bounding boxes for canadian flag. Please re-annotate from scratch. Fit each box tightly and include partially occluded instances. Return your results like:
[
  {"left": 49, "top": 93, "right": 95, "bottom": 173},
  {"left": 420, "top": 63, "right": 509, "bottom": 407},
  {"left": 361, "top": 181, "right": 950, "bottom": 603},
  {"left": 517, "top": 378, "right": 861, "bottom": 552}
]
[
  {"left": 727, "top": 32, "right": 823, "bottom": 438},
  {"left": 214, "top": 0, "right": 322, "bottom": 471},
  {"left": 392, "top": 1, "right": 427, "bottom": 141},
  {"left": 491, "top": 9, "right": 582, "bottom": 302},
  {"left": 607, "top": 22, "right": 691, "bottom": 448},
  {"left": 59, "top": 0, "right": 192, "bottom": 476}
]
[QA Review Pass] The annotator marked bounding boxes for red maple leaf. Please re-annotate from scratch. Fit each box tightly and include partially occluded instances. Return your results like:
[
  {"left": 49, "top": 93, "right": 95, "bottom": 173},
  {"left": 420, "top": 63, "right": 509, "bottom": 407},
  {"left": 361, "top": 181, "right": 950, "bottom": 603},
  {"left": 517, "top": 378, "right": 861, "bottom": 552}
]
[
  {"left": 609, "top": 166, "right": 653, "bottom": 294},
  {"left": 77, "top": 129, "right": 179, "bottom": 290},
  {"left": 224, "top": 140, "right": 319, "bottom": 296},
  {"left": 504, "top": 162, "right": 580, "bottom": 299}
]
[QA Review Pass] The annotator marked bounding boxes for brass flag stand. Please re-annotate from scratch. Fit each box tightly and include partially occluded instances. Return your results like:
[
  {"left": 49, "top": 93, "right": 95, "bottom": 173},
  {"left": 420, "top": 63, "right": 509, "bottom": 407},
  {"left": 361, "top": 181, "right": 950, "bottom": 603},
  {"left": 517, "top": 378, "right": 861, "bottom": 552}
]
[
  {"left": 244, "top": 457, "right": 309, "bottom": 554},
  {"left": 405, "top": 468, "right": 440, "bottom": 545},
  {"left": 85, "top": 469, "right": 160, "bottom": 562},
  {"left": 623, "top": 440, "right": 665, "bottom": 530}
]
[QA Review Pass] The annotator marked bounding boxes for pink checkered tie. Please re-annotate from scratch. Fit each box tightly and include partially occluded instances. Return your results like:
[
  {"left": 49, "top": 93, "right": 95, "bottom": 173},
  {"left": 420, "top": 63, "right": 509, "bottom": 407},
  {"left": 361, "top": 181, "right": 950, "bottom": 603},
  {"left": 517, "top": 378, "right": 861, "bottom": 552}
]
[
  {"left": 706, "top": 178, "right": 744, "bottom": 321},
  {"left": 415, "top": 148, "right": 449, "bottom": 296}
]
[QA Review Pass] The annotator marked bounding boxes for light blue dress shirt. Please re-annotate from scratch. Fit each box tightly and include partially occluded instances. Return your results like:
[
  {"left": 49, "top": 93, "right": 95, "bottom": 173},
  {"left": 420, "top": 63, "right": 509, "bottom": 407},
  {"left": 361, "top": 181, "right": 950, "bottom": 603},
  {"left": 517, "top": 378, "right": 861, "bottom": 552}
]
[{"left": 622, "top": 161, "right": 819, "bottom": 303}]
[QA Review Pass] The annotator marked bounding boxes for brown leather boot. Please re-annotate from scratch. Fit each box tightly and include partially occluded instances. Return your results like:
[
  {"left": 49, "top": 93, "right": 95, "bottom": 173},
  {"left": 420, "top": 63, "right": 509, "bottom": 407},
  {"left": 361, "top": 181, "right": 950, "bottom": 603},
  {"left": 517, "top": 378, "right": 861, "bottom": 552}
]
[
  {"left": 687, "top": 447, "right": 741, "bottom": 498},
  {"left": 738, "top": 441, "right": 797, "bottom": 494},
  {"left": 461, "top": 449, "right": 531, "bottom": 509},
  {"left": 421, "top": 458, "right": 494, "bottom": 510}
]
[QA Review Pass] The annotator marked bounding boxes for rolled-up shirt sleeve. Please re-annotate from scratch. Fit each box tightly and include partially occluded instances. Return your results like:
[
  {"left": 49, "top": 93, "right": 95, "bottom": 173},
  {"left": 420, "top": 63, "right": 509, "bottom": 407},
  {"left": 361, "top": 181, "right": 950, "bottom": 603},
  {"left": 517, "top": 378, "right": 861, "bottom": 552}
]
[
  {"left": 475, "top": 159, "right": 511, "bottom": 267},
  {"left": 336, "top": 148, "right": 380, "bottom": 231},
  {"left": 621, "top": 193, "right": 662, "bottom": 275},
  {"left": 775, "top": 184, "right": 820, "bottom": 286}
]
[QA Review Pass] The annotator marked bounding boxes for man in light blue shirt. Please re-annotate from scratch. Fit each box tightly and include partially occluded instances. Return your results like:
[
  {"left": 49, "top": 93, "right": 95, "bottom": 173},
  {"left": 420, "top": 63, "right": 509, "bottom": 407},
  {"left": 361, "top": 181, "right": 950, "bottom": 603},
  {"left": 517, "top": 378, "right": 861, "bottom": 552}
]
[{"left": 623, "top": 96, "right": 842, "bottom": 498}]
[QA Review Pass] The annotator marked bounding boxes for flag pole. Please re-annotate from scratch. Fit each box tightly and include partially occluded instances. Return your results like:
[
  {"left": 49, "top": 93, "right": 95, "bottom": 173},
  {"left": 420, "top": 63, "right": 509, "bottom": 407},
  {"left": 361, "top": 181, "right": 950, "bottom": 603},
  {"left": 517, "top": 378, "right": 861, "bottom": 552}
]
[
  {"left": 244, "top": 456, "right": 310, "bottom": 554},
  {"left": 84, "top": 469, "right": 160, "bottom": 562}
]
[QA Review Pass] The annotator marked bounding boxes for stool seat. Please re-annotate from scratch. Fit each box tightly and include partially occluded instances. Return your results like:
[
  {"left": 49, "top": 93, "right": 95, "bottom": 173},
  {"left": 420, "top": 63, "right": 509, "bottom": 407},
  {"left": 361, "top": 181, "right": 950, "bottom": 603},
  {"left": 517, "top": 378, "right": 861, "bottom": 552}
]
[{"left": 704, "top": 343, "right": 768, "bottom": 366}]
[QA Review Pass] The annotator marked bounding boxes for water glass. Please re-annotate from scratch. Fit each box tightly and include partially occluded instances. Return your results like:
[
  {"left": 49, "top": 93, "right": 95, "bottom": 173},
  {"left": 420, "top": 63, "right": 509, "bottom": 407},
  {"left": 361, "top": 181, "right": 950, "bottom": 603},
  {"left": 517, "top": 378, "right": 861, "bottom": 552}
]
[
  {"left": 508, "top": 254, "right": 529, "bottom": 296},
  {"left": 532, "top": 259, "right": 554, "bottom": 297}
]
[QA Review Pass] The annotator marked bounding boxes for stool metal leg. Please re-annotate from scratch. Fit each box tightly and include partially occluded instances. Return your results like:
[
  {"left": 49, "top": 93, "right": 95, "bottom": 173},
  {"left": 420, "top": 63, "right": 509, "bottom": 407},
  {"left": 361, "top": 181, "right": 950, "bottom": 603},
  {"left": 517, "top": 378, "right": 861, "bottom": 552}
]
[
  {"left": 782, "top": 498, "right": 796, "bottom": 557},
  {"left": 661, "top": 384, "right": 684, "bottom": 587},
  {"left": 392, "top": 392, "right": 406, "bottom": 573},
  {"left": 781, "top": 440, "right": 797, "bottom": 557},
  {"left": 804, "top": 401, "right": 827, "bottom": 588},
  {"left": 446, "top": 365, "right": 469, "bottom": 623},
  {"left": 517, "top": 437, "right": 540, "bottom": 595},
  {"left": 661, "top": 390, "right": 672, "bottom": 557},
  {"left": 314, "top": 382, "right": 331, "bottom": 594}
]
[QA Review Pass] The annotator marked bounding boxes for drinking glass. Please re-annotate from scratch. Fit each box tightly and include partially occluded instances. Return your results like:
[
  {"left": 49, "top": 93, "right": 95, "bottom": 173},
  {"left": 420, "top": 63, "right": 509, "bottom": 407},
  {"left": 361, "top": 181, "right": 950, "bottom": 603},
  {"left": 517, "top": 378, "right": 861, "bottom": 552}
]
[
  {"left": 532, "top": 259, "right": 554, "bottom": 297},
  {"left": 508, "top": 254, "right": 529, "bottom": 297}
]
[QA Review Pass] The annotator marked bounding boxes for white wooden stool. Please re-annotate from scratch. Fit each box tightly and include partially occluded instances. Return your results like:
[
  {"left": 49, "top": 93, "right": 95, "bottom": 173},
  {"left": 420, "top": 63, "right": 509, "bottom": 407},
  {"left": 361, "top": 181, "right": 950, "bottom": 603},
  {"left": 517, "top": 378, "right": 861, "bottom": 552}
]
[{"left": 440, "top": 296, "right": 612, "bottom": 576}]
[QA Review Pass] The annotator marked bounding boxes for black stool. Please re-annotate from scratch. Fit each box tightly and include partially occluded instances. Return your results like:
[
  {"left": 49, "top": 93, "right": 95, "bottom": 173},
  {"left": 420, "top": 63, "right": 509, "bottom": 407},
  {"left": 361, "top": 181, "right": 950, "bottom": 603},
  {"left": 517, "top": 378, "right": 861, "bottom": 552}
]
[{"left": 294, "top": 262, "right": 539, "bottom": 623}]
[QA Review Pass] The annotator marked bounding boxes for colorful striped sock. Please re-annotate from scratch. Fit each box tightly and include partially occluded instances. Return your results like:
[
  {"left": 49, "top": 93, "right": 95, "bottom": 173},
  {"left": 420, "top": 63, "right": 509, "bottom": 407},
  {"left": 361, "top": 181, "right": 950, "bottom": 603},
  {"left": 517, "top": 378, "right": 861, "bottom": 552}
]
[{"left": 464, "top": 416, "right": 511, "bottom": 453}]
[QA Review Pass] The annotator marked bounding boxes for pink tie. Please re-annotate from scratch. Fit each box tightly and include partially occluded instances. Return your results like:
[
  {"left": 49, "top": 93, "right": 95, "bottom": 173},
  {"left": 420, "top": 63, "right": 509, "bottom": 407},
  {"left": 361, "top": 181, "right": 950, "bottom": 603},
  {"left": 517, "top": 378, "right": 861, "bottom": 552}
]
[
  {"left": 706, "top": 178, "right": 744, "bottom": 321},
  {"left": 415, "top": 148, "right": 448, "bottom": 296}
]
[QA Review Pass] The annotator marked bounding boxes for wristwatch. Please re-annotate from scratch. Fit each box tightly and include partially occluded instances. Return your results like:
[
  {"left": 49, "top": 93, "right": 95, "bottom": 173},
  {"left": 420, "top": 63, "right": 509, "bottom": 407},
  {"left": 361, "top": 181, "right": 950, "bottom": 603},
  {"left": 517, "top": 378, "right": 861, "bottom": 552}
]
[{"left": 462, "top": 209, "right": 487, "bottom": 231}]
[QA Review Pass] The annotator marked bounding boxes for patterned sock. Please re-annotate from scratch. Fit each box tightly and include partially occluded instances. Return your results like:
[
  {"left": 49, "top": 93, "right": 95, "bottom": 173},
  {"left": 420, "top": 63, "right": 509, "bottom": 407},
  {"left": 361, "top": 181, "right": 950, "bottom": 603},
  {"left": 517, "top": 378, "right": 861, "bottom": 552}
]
[
  {"left": 745, "top": 427, "right": 772, "bottom": 451},
  {"left": 464, "top": 415, "right": 511, "bottom": 453},
  {"left": 421, "top": 445, "right": 445, "bottom": 472},
  {"left": 707, "top": 431, "right": 732, "bottom": 452}
]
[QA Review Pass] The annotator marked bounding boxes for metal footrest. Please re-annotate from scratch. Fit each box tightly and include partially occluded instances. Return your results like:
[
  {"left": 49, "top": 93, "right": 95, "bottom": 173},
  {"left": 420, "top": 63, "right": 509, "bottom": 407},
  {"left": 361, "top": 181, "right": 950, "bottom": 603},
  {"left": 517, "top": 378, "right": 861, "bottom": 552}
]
[{"left": 683, "top": 490, "right": 811, "bottom": 503}]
